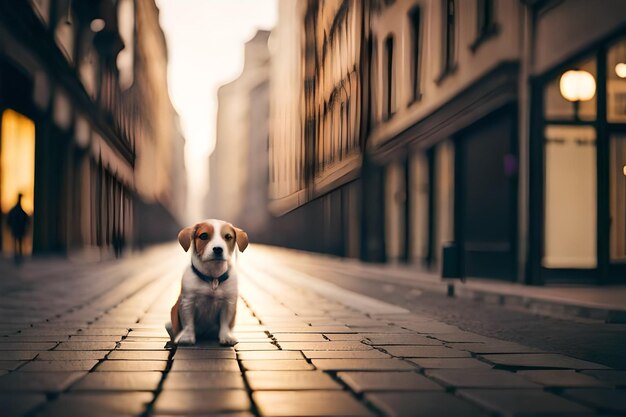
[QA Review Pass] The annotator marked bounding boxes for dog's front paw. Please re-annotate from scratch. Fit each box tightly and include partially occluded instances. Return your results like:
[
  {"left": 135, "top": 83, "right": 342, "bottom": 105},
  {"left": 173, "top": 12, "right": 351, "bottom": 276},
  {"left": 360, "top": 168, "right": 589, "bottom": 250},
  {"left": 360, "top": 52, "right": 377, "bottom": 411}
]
[
  {"left": 175, "top": 329, "right": 196, "bottom": 345},
  {"left": 219, "top": 333, "right": 238, "bottom": 346}
]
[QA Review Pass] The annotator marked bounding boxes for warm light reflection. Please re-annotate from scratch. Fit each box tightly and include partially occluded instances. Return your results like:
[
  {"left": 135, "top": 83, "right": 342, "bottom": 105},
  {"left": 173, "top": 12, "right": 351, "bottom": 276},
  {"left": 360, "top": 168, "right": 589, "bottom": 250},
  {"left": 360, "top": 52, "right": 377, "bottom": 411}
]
[
  {"left": 1, "top": 109, "right": 35, "bottom": 215},
  {"left": 616, "top": 63, "right": 626, "bottom": 78},
  {"left": 559, "top": 70, "right": 596, "bottom": 102},
  {"left": 90, "top": 18, "right": 105, "bottom": 33}
]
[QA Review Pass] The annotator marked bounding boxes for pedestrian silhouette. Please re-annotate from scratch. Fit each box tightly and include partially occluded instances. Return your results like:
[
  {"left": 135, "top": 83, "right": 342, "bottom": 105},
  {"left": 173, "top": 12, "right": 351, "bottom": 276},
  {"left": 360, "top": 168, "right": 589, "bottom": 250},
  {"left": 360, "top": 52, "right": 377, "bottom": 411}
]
[{"left": 7, "top": 193, "right": 30, "bottom": 264}]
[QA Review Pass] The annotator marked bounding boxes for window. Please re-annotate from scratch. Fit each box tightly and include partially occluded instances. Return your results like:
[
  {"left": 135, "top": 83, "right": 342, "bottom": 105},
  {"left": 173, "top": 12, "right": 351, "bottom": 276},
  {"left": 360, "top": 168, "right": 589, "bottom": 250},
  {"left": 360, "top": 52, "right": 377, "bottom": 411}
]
[
  {"left": 471, "top": 0, "right": 498, "bottom": 51},
  {"left": 383, "top": 35, "right": 395, "bottom": 120},
  {"left": 441, "top": 0, "right": 456, "bottom": 77},
  {"left": 409, "top": 7, "right": 422, "bottom": 102}
]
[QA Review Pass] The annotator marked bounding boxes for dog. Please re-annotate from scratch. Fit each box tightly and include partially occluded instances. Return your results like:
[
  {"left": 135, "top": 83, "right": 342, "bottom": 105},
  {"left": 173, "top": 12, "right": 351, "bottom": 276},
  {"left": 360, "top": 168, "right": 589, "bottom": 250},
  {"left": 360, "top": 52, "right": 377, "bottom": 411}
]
[{"left": 166, "top": 219, "right": 248, "bottom": 345}]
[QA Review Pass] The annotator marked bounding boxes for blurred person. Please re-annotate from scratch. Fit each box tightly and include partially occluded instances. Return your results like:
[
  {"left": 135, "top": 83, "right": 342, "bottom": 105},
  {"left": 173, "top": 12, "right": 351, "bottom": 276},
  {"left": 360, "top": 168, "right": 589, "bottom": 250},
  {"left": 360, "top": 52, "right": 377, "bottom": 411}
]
[{"left": 7, "top": 193, "right": 30, "bottom": 264}]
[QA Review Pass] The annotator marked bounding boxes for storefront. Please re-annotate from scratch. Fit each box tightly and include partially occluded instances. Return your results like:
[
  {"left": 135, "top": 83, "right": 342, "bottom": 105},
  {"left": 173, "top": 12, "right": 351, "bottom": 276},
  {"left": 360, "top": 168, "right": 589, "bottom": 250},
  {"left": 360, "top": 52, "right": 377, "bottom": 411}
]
[{"left": 530, "top": 30, "right": 626, "bottom": 284}]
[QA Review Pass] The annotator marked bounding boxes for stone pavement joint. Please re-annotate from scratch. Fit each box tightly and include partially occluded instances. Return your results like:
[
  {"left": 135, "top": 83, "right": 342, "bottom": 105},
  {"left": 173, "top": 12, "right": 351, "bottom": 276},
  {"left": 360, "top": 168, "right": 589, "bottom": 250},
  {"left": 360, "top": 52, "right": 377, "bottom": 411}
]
[{"left": 0, "top": 245, "right": 621, "bottom": 417}]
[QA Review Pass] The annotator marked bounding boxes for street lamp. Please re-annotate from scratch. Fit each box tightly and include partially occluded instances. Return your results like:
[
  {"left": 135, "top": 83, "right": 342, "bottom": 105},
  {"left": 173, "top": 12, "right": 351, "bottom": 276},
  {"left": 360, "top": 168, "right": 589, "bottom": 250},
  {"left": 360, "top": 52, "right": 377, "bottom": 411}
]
[{"left": 559, "top": 69, "right": 596, "bottom": 120}]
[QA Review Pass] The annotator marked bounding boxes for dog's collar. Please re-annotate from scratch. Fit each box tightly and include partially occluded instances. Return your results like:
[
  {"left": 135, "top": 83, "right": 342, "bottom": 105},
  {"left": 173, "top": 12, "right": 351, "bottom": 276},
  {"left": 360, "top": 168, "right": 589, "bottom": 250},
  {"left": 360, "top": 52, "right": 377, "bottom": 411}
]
[{"left": 191, "top": 264, "right": 229, "bottom": 288}]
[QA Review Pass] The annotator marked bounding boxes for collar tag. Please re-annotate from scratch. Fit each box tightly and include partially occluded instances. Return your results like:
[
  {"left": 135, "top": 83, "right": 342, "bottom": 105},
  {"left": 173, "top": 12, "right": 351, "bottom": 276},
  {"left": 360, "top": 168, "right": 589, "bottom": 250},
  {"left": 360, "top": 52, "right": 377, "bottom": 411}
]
[{"left": 211, "top": 278, "right": 219, "bottom": 290}]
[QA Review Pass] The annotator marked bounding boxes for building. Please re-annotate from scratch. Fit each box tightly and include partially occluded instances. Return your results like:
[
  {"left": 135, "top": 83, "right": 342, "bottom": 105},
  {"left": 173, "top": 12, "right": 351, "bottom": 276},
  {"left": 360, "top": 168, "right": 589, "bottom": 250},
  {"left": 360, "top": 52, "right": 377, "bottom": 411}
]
[
  {"left": 0, "top": 0, "right": 187, "bottom": 258},
  {"left": 207, "top": 30, "right": 272, "bottom": 239},
  {"left": 267, "top": 0, "right": 370, "bottom": 256},
  {"left": 266, "top": 0, "right": 626, "bottom": 285}
]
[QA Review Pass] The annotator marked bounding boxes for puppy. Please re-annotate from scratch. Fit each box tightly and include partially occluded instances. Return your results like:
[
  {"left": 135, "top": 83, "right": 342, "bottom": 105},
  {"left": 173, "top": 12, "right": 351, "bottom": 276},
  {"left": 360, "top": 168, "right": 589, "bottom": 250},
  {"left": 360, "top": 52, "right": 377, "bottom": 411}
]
[{"left": 166, "top": 219, "right": 248, "bottom": 345}]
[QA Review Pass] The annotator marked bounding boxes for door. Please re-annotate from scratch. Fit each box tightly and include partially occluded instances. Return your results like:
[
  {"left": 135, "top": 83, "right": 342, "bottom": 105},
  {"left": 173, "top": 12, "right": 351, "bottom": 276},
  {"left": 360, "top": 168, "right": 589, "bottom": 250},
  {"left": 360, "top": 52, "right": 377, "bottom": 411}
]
[{"left": 609, "top": 131, "right": 626, "bottom": 279}]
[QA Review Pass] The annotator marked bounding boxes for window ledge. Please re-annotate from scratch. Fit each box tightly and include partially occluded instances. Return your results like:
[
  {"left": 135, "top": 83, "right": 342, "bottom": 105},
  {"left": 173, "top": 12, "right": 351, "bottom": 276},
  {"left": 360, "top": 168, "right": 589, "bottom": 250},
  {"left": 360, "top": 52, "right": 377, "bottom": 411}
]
[
  {"left": 408, "top": 93, "right": 423, "bottom": 107},
  {"left": 469, "top": 24, "right": 500, "bottom": 53},
  {"left": 435, "top": 64, "right": 458, "bottom": 86}
]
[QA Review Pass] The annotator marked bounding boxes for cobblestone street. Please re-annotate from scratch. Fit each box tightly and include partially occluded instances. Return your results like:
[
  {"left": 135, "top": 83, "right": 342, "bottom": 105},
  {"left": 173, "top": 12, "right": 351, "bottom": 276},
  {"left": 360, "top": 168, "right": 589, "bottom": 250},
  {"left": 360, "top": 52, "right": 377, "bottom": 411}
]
[{"left": 1, "top": 244, "right": 625, "bottom": 417}]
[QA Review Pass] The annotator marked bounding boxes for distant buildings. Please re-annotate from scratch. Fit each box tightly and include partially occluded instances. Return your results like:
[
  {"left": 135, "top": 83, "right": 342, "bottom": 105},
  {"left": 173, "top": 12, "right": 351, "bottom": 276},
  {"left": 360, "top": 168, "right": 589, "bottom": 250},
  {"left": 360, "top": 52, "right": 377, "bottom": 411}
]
[
  {"left": 208, "top": 30, "right": 272, "bottom": 240},
  {"left": 0, "top": 0, "right": 187, "bottom": 258},
  {"left": 212, "top": 0, "right": 626, "bottom": 285}
]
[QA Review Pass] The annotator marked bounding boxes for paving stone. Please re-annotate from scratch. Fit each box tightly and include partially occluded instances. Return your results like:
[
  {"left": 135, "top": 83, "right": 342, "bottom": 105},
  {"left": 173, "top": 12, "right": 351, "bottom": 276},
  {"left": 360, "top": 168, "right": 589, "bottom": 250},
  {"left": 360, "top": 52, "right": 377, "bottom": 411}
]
[
  {"left": 116, "top": 341, "right": 170, "bottom": 350},
  {"left": 267, "top": 326, "right": 354, "bottom": 334},
  {"left": 312, "top": 358, "right": 415, "bottom": 371},
  {"left": 581, "top": 370, "right": 626, "bottom": 387},
  {"left": 323, "top": 333, "right": 365, "bottom": 341},
  {"left": 0, "top": 342, "right": 57, "bottom": 350},
  {"left": 408, "top": 358, "right": 493, "bottom": 369},
  {"left": 153, "top": 390, "right": 251, "bottom": 414},
  {"left": 449, "top": 342, "right": 542, "bottom": 354},
  {"left": 401, "top": 322, "right": 462, "bottom": 334},
  {"left": 480, "top": 353, "right": 610, "bottom": 370},
  {"left": 55, "top": 341, "right": 117, "bottom": 351},
  {"left": 241, "top": 359, "right": 314, "bottom": 371},
  {"left": 37, "top": 351, "right": 108, "bottom": 362},
  {"left": 366, "top": 392, "right": 487, "bottom": 417},
  {"left": 162, "top": 371, "right": 245, "bottom": 390},
  {"left": 174, "top": 349, "right": 235, "bottom": 359},
  {"left": 364, "top": 335, "right": 442, "bottom": 346},
  {"left": 432, "top": 332, "right": 499, "bottom": 343},
  {"left": 254, "top": 391, "right": 374, "bottom": 416},
  {"left": 273, "top": 333, "right": 327, "bottom": 342},
  {"left": 233, "top": 332, "right": 269, "bottom": 339},
  {"left": 518, "top": 370, "right": 611, "bottom": 387},
  {"left": 302, "top": 350, "right": 390, "bottom": 359},
  {"left": 426, "top": 368, "right": 540, "bottom": 388},
  {"left": 0, "top": 393, "right": 46, "bottom": 416},
  {"left": 37, "top": 392, "right": 152, "bottom": 417},
  {"left": 0, "top": 371, "right": 85, "bottom": 392},
  {"left": 77, "top": 328, "right": 130, "bottom": 336},
  {"left": 71, "top": 371, "right": 162, "bottom": 391},
  {"left": 246, "top": 370, "right": 341, "bottom": 390},
  {"left": 123, "top": 337, "right": 170, "bottom": 342},
  {"left": 237, "top": 350, "right": 304, "bottom": 360},
  {"left": 383, "top": 346, "right": 471, "bottom": 358},
  {"left": 96, "top": 360, "right": 167, "bottom": 371},
  {"left": 338, "top": 371, "right": 443, "bottom": 393},
  {"left": 107, "top": 350, "right": 171, "bottom": 360},
  {"left": 280, "top": 341, "right": 371, "bottom": 351},
  {"left": 170, "top": 359, "right": 240, "bottom": 372},
  {"left": 234, "top": 342, "right": 278, "bottom": 351},
  {"left": 67, "top": 335, "right": 123, "bottom": 342},
  {"left": 0, "top": 351, "right": 38, "bottom": 360},
  {"left": 562, "top": 388, "right": 626, "bottom": 413},
  {"left": 458, "top": 388, "right": 593, "bottom": 416},
  {"left": 0, "top": 360, "right": 25, "bottom": 370},
  {"left": 17, "top": 360, "right": 98, "bottom": 372},
  {"left": 3, "top": 335, "right": 70, "bottom": 342}
]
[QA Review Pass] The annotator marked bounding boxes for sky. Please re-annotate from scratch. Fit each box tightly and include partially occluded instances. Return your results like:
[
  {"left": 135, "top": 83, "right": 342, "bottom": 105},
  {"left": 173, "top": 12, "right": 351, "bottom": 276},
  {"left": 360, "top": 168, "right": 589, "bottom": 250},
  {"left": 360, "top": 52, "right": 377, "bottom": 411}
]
[{"left": 155, "top": 0, "right": 277, "bottom": 221}]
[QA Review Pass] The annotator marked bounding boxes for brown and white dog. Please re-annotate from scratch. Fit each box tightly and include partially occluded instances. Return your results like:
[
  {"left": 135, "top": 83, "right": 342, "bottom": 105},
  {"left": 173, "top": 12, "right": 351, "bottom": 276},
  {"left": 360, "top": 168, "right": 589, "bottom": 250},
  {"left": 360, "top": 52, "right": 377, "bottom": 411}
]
[{"left": 166, "top": 219, "right": 248, "bottom": 345}]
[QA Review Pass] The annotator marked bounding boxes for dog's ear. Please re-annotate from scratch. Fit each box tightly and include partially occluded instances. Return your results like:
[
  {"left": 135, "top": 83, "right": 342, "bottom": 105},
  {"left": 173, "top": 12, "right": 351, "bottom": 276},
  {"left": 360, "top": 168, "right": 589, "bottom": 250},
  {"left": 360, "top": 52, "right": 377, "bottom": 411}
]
[
  {"left": 177, "top": 226, "right": 196, "bottom": 252},
  {"left": 233, "top": 226, "right": 249, "bottom": 252}
]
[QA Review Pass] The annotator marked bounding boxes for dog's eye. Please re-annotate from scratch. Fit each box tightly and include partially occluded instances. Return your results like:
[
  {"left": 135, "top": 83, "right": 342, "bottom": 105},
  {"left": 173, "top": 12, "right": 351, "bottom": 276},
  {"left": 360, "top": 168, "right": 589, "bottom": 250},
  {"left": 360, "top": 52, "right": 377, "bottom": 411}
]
[
  {"left": 198, "top": 233, "right": 209, "bottom": 241},
  {"left": 224, "top": 234, "right": 233, "bottom": 241}
]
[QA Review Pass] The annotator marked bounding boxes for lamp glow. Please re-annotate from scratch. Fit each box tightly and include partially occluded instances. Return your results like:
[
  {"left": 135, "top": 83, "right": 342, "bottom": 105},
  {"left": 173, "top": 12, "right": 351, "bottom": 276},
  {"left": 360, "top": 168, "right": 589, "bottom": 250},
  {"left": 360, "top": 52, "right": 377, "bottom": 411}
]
[
  {"left": 616, "top": 63, "right": 626, "bottom": 79},
  {"left": 559, "top": 70, "right": 596, "bottom": 102}
]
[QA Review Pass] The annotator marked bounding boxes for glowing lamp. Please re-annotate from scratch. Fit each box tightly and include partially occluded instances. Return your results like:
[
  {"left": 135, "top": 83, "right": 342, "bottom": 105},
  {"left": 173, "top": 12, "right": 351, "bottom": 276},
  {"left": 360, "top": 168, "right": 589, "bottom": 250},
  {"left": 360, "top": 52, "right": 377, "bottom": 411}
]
[
  {"left": 559, "top": 70, "right": 596, "bottom": 102},
  {"left": 616, "top": 63, "right": 626, "bottom": 79}
]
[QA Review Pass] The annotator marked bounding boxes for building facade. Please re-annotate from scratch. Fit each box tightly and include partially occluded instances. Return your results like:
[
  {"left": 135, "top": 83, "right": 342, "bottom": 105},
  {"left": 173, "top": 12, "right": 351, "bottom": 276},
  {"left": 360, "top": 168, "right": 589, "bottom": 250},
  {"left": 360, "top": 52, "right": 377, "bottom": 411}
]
[
  {"left": 0, "top": 0, "right": 187, "bottom": 258},
  {"left": 265, "top": 0, "right": 626, "bottom": 285}
]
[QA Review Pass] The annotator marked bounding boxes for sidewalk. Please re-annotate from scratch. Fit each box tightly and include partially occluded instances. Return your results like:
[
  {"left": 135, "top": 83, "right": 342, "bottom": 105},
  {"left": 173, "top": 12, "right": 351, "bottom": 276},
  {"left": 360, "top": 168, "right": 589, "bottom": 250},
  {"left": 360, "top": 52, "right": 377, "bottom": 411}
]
[
  {"left": 1, "top": 244, "right": 624, "bottom": 416},
  {"left": 253, "top": 245, "right": 626, "bottom": 323}
]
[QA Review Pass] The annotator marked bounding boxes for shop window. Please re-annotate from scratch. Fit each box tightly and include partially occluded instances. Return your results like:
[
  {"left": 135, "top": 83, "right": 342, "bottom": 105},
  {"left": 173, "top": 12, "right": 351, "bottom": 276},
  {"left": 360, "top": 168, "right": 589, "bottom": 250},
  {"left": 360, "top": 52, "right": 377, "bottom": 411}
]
[
  {"left": 608, "top": 37, "right": 626, "bottom": 122},
  {"left": 544, "top": 55, "right": 597, "bottom": 121},
  {"left": 1, "top": 109, "right": 36, "bottom": 256},
  {"left": 543, "top": 125, "right": 597, "bottom": 268}
]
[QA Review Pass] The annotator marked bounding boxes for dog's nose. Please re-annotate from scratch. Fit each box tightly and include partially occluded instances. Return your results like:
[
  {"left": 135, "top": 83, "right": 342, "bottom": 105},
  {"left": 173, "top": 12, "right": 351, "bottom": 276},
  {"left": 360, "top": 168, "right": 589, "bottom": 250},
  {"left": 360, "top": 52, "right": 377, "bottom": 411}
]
[{"left": 213, "top": 247, "right": 223, "bottom": 255}]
